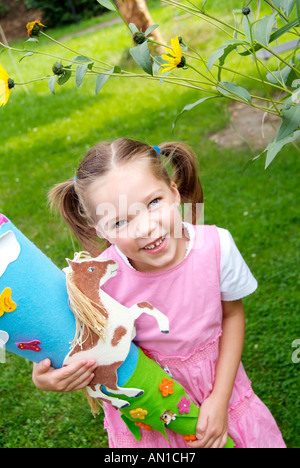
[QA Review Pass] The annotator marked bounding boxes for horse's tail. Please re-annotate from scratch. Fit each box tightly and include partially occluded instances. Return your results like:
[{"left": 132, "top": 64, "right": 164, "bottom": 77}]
[{"left": 83, "top": 388, "right": 102, "bottom": 417}]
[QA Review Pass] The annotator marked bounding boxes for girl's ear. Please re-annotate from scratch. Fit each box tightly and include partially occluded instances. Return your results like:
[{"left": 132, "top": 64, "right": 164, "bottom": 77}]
[{"left": 170, "top": 181, "right": 181, "bottom": 206}]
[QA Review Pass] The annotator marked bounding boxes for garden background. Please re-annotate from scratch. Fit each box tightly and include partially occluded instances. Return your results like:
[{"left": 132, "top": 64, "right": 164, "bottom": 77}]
[{"left": 0, "top": 0, "right": 299, "bottom": 448}]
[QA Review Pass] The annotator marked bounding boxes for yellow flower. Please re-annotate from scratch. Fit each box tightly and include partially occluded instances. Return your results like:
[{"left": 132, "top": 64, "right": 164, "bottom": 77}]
[
  {"left": 0, "top": 63, "right": 14, "bottom": 107},
  {"left": 129, "top": 407, "right": 148, "bottom": 420},
  {"left": 26, "top": 20, "right": 46, "bottom": 38},
  {"left": 161, "top": 36, "right": 186, "bottom": 74}
]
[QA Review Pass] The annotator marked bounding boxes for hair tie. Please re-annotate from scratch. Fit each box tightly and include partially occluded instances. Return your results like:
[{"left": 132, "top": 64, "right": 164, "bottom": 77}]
[
  {"left": 153, "top": 145, "right": 161, "bottom": 155},
  {"left": 73, "top": 176, "right": 77, "bottom": 185}
]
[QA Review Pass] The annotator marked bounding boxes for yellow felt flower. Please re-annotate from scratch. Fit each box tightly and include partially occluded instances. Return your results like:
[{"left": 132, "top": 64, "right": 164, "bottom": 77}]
[
  {"left": 129, "top": 407, "right": 148, "bottom": 420},
  {"left": 161, "top": 36, "right": 186, "bottom": 74},
  {"left": 0, "top": 63, "right": 14, "bottom": 107}
]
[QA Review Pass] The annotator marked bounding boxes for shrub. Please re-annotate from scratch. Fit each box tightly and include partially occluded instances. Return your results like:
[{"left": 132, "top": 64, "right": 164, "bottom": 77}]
[
  {"left": 24, "top": 0, "right": 107, "bottom": 27},
  {"left": 0, "top": 1, "right": 9, "bottom": 18}
]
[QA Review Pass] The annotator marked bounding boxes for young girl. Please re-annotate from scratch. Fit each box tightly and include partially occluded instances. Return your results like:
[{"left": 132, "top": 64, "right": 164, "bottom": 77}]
[{"left": 33, "top": 138, "right": 286, "bottom": 448}]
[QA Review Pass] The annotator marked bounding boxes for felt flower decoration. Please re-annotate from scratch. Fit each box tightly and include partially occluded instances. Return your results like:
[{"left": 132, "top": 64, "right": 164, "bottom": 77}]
[
  {"left": 129, "top": 407, "right": 148, "bottom": 420},
  {"left": 0, "top": 64, "right": 14, "bottom": 107},
  {"left": 0, "top": 287, "right": 17, "bottom": 316},
  {"left": 177, "top": 395, "right": 191, "bottom": 414},
  {"left": 183, "top": 434, "right": 197, "bottom": 442},
  {"left": 159, "top": 377, "right": 174, "bottom": 396},
  {"left": 161, "top": 36, "right": 186, "bottom": 74},
  {"left": 134, "top": 422, "right": 152, "bottom": 432}
]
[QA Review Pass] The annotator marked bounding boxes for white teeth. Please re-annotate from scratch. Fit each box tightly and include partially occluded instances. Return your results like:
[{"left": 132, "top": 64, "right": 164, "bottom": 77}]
[{"left": 144, "top": 236, "right": 165, "bottom": 250}]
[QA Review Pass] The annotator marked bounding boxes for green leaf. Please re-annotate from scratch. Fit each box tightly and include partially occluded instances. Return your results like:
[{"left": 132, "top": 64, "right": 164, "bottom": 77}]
[
  {"left": 242, "top": 15, "right": 252, "bottom": 44},
  {"left": 282, "top": 0, "right": 296, "bottom": 17},
  {"left": 263, "top": 130, "right": 300, "bottom": 168},
  {"left": 239, "top": 17, "right": 299, "bottom": 56},
  {"left": 19, "top": 52, "right": 34, "bottom": 62},
  {"left": 25, "top": 37, "right": 39, "bottom": 43},
  {"left": 297, "top": 0, "right": 300, "bottom": 24},
  {"left": 207, "top": 40, "right": 247, "bottom": 70},
  {"left": 281, "top": 95, "right": 294, "bottom": 111},
  {"left": 144, "top": 24, "right": 159, "bottom": 37},
  {"left": 218, "top": 81, "right": 252, "bottom": 103},
  {"left": 75, "top": 63, "right": 88, "bottom": 88},
  {"left": 95, "top": 70, "right": 111, "bottom": 95},
  {"left": 72, "top": 55, "right": 93, "bottom": 64},
  {"left": 130, "top": 40, "right": 153, "bottom": 76},
  {"left": 48, "top": 75, "right": 56, "bottom": 95},
  {"left": 290, "top": 85, "right": 300, "bottom": 103},
  {"left": 95, "top": 74, "right": 110, "bottom": 94},
  {"left": 273, "top": 0, "right": 295, "bottom": 17},
  {"left": 277, "top": 105, "right": 300, "bottom": 140},
  {"left": 153, "top": 56, "right": 166, "bottom": 77},
  {"left": 255, "top": 12, "right": 277, "bottom": 47},
  {"left": 266, "top": 64, "right": 292, "bottom": 85},
  {"left": 96, "top": 0, "right": 117, "bottom": 11},
  {"left": 57, "top": 65, "right": 72, "bottom": 86},
  {"left": 128, "top": 23, "right": 139, "bottom": 36},
  {"left": 95, "top": 66, "right": 120, "bottom": 94},
  {"left": 172, "top": 96, "right": 218, "bottom": 131}
]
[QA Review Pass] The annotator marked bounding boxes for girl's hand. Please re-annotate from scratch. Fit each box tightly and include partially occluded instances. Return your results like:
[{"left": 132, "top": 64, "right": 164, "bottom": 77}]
[
  {"left": 32, "top": 358, "right": 98, "bottom": 392},
  {"left": 186, "top": 394, "right": 229, "bottom": 448}
]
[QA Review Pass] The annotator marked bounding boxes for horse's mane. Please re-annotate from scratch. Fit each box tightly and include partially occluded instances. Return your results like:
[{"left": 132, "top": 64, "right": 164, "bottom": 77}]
[{"left": 65, "top": 252, "right": 108, "bottom": 348}]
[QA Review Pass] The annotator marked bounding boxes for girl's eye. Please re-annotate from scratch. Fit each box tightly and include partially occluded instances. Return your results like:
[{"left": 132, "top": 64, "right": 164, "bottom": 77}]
[
  {"left": 148, "top": 198, "right": 160, "bottom": 208},
  {"left": 115, "top": 219, "right": 127, "bottom": 229}
]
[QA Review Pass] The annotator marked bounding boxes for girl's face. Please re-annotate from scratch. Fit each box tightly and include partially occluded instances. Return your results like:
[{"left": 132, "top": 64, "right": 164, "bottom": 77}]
[{"left": 89, "top": 159, "right": 188, "bottom": 273}]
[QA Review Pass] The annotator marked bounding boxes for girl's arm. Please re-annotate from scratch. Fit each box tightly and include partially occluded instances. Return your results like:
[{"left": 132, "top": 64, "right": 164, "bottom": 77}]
[
  {"left": 32, "top": 359, "right": 98, "bottom": 392},
  {"left": 187, "top": 299, "right": 245, "bottom": 448}
]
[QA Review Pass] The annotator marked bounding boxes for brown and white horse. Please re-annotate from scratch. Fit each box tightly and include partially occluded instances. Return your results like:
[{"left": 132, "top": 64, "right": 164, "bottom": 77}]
[{"left": 63, "top": 255, "right": 169, "bottom": 408}]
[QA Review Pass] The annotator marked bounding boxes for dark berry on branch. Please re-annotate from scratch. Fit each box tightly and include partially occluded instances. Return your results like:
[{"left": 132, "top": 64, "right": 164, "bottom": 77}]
[{"left": 242, "top": 7, "right": 251, "bottom": 15}]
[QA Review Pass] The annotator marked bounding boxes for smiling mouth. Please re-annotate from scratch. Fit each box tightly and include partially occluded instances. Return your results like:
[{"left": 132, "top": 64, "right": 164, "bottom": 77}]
[{"left": 143, "top": 235, "right": 166, "bottom": 250}]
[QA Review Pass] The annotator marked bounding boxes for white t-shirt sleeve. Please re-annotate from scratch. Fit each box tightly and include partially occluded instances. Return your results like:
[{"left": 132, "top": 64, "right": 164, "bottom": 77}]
[{"left": 217, "top": 227, "right": 258, "bottom": 301}]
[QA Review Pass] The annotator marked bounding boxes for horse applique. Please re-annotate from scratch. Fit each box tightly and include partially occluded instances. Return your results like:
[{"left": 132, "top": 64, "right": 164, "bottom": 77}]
[{"left": 64, "top": 254, "right": 170, "bottom": 409}]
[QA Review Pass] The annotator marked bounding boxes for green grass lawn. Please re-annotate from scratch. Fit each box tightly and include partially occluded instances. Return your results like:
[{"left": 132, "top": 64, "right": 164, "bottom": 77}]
[{"left": 0, "top": 0, "right": 299, "bottom": 448}]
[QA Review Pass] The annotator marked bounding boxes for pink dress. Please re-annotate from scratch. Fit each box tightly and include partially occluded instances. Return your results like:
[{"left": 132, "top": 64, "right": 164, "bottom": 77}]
[{"left": 99, "top": 224, "right": 286, "bottom": 448}]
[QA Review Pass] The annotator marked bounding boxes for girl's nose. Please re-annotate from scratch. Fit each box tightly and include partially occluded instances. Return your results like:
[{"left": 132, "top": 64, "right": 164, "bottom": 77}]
[{"left": 135, "top": 212, "right": 157, "bottom": 239}]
